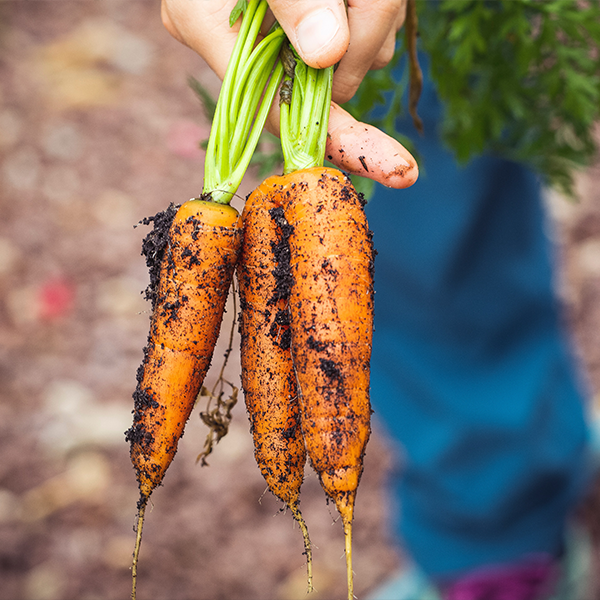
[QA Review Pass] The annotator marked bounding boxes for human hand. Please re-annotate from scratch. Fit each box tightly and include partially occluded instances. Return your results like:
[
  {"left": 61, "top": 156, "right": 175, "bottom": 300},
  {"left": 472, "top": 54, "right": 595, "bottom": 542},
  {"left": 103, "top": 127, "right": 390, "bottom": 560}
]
[{"left": 161, "top": 0, "right": 417, "bottom": 188}]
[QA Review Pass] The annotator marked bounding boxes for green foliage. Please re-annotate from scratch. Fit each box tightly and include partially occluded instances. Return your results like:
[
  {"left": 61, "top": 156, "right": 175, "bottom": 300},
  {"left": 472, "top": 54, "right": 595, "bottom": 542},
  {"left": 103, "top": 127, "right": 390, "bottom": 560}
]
[
  {"left": 348, "top": 0, "right": 600, "bottom": 196},
  {"left": 188, "top": 76, "right": 217, "bottom": 122}
]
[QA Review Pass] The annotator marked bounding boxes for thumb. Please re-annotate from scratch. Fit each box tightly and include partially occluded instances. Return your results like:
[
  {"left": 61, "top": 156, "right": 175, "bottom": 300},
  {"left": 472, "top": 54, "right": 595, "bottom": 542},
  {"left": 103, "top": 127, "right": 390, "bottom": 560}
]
[{"left": 268, "top": 0, "right": 349, "bottom": 69}]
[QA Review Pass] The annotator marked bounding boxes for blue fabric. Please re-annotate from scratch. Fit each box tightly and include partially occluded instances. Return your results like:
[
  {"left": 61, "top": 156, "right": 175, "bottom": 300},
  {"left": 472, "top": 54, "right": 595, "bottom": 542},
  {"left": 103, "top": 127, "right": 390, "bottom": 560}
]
[{"left": 365, "top": 68, "right": 592, "bottom": 578}]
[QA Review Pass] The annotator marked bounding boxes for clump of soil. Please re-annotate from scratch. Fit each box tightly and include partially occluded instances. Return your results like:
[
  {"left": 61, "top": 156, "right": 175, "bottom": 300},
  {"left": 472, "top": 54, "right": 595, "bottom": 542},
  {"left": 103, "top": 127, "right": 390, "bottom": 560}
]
[{"left": 138, "top": 203, "right": 179, "bottom": 308}]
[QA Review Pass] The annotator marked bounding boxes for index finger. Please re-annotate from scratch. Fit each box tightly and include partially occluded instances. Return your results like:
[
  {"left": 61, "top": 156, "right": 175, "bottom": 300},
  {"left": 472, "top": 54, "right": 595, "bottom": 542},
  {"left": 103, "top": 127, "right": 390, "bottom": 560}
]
[{"left": 326, "top": 103, "right": 418, "bottom": 189}]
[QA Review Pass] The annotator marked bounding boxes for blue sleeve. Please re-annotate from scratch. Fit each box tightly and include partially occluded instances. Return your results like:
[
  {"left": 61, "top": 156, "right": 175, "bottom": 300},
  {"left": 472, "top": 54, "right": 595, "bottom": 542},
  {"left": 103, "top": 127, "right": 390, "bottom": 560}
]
[{"left": 364, "top": 63, "right": 593, "bottom": 577}]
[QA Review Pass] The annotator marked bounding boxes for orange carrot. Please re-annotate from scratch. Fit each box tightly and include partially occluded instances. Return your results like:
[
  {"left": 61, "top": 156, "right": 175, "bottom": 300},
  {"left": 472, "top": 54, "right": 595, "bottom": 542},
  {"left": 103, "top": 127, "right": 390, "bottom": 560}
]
[
  {"left": 125, "top": 4, "right": 288, "bottom": 598},
  {"left": 127, "top": 200, "right": 242, "bottom": 500},
  {"left": 126, "top": 199, "right": 242, "bottom": 595},
  {"left": 282, "top": 167, "right": 373, "bottom": 499},
  {"left": 237, "top": 182, "right": 313, "bottom": 590}
]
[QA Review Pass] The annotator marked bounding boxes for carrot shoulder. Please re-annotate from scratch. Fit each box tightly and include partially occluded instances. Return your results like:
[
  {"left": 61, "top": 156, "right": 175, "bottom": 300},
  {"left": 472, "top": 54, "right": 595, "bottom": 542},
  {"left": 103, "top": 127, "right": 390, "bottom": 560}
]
[{"left": 126, "top": 200, "right": 242, "bottom": 501}]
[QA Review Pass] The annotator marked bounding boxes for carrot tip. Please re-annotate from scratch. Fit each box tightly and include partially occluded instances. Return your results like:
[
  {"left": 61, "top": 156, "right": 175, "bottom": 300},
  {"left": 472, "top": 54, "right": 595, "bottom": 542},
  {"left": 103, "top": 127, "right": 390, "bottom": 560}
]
[
  {"left": 289, "top": 503, "right": 314, "bottom": 594},
  {"left": 131, "top": 498, "right": 147, "bottom": 600},
  {"left": 342, "top": 515, "right": 354, "bottom": 600}
]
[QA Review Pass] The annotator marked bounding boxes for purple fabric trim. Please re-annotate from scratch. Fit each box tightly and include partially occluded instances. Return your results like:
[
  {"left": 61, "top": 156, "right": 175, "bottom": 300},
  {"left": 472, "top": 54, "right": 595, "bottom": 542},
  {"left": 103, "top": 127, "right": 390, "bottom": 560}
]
[{"left": 441, "top": 555, "right": 559, "bottom": 600}]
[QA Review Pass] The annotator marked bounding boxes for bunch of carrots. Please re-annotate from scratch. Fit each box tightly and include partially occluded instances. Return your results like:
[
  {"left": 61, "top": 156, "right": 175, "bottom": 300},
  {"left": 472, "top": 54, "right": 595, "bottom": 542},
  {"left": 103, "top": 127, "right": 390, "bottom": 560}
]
[{"left": 126, "top": 3, "right": 386, "bottom": 599}]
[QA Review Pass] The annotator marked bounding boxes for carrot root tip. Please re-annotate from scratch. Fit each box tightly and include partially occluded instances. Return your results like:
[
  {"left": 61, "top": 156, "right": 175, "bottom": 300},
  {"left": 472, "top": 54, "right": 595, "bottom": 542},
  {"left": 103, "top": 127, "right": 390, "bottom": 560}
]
[
  {"left": 131, "top": 499, "right": 147, "bottom": 600},
  {"left": 343, "top": 515, "right": 354, "bottom": 600},
  {"left": 290, "top": 503, "right": 314, "bottom": 594}
]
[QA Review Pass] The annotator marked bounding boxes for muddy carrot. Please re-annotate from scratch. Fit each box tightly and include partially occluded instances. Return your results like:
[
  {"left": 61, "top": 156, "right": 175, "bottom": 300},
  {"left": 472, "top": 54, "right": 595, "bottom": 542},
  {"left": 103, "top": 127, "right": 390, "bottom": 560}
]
[
  {"left": 253, "top": 166, "right": 374, "bottom": 600},
  {"left": 237, "top": 186, "right": 313, "bottom": 590},
  {"left": 127, "top": 200, "right": 242, "bottom": 499},
  {"left": 126, "top": 200, "right": 242, "bottom": 596},
  {"left": 270, "top": 44, "right": 374, "bottom": 600}
]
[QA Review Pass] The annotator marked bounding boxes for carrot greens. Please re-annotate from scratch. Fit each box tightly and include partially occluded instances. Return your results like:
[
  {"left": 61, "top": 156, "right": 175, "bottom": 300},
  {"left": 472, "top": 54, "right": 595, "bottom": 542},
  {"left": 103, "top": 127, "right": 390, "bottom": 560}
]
[
  {"left": 203, "top": 0, "right": 285, "bottom": 204},
  {"left": 279, "top": 44, "right": 333, "bottom": 174}
]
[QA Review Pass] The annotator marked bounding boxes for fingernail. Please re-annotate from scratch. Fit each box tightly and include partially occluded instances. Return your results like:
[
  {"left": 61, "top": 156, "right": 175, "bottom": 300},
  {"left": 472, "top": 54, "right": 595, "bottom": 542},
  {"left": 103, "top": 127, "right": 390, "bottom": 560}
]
[{"left": 296, "top": 8, "right": 340, "bottom": 59}]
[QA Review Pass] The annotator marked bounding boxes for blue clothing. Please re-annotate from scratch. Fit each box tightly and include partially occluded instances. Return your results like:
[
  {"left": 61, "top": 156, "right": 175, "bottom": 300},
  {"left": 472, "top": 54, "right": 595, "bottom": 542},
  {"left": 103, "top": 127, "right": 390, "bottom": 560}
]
[{"left": 365, "top": 71, "right": 592, "bottom": 578}]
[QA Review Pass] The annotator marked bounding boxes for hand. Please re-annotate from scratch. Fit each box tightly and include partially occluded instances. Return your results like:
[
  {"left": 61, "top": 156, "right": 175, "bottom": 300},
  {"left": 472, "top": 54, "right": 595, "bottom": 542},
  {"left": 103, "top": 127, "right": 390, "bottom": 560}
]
[{"left": 161, "top": 0, "right": 417, "bottom": 188}]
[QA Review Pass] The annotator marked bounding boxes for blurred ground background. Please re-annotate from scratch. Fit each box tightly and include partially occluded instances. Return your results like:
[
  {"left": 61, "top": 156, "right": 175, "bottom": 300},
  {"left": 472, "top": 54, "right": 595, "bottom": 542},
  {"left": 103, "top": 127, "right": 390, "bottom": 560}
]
[{"left": 0, "top": 1, "right": 599, "bottom": 600}]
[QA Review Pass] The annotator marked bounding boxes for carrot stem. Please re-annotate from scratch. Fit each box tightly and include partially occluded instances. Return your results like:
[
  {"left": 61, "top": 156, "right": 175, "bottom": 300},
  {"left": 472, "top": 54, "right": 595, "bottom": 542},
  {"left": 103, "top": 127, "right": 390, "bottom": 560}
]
[
  {"left": 308, "top": 67, "right": 332, "bottom": 162},
  {"left": 288, "top": 53, "right": 303, "bottom": 141},
  {"left": 205, "top": 0, "right": 259, "bottom": 189},
  {"left": 228, "top": 1, "right": 272, "bottom": 128},
  {"left": 217, "top": 0, "right": 260, "bottom": 168},
  {"left": 228, "top": 28, "right": 285, "bottom": 169},
  {"left": 279, "top": 50, "right": 333, "bottom": 173},
  {"left": 203, "top": 0, "right": 284, "bottom": 204},
  {"left": 225, "top": 60, "right": 284, "bottom": 199}
]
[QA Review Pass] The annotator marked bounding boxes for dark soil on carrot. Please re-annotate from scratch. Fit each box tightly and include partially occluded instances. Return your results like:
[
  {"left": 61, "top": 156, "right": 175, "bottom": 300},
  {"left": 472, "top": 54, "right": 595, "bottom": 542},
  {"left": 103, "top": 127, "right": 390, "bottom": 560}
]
[
  {"left": 139, "top": 204, "right": 178, "bottom": 308},
  {"left": 1, "top": 2, "right": 600, "bottom": 600},
  {"left": 269, "top": 205, "right": 294, "bottom": 306}
]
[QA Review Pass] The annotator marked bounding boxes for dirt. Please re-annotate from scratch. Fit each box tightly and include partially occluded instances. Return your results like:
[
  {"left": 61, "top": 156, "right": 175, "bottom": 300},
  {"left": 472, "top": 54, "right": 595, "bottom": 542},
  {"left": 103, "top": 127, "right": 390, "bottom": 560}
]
[
  {"left": 139, "top": 203, "right": 178, "bottom": 308},
  {"left": 0, "top": 2, "right": 600, "bottom": 600}
]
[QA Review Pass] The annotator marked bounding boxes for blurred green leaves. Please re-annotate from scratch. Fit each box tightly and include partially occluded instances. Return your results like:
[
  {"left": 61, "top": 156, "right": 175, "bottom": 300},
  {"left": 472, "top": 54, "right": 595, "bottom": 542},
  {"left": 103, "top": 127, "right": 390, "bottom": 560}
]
[{"left": 347, "top": 0, "right": 600, "bottom": 196}]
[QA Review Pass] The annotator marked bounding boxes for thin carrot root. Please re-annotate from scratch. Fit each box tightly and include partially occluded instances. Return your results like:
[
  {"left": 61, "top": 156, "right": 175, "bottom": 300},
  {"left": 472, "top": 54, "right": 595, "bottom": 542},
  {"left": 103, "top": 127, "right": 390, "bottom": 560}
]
[
  {"left": 343, "top": 515, "right": 354, "bottom": 600},
  {"left": 196, "top": 287, "right": 240, "bottom": 466},
  {"left": 289, "top": 502, "right": 314, "bottom": 593},
  {"left": 131, "top": 498, "right": 147, "bottom": 600},
  {"left": 336, "top": 492, "right": 356, "bottom": 600}
]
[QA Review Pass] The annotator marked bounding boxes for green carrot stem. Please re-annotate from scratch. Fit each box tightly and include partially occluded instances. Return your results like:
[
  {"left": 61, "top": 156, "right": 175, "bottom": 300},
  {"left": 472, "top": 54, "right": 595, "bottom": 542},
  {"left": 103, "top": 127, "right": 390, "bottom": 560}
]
[
  {"left": 205, "top": 0, "right": 261, "bottom": 190},
  {"left": 228, "top": 28, "right": 285, "bottom": 162},
  {"left": 236, "top": 0, "right": 269, "bottom": 87},
  {"left": 211, "top": 59, "right": 285, "bottom": 204},
  {"left": 217, "top": 0, "right": 262, "bottom": 162},
  {"left": 280, "top": 57, "right": 333, "bottom": 173},
  {"left": 203, "top": 0, "right": 283, "bottom": 204},
  {"left": 311, "top": 66, "right": 333, "bottom": 161},
  {"left": 290, "top": 63, "right": 304, "bottom": 141},
  {"left": 299, "top": 66, "right": 318, "bottom": 137},
  {"left": 228, "top": 1, "right": 270, "bottom": 128},
  {"left": 280, "top": 85, "right": 295, "bottom": 171}
]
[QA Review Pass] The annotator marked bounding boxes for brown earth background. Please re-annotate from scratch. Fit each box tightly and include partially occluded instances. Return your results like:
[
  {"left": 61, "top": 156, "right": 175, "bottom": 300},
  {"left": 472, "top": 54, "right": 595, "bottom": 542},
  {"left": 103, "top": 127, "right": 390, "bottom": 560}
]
[{"left": 1, "top": 2, "right": 600, "bottom": 599}]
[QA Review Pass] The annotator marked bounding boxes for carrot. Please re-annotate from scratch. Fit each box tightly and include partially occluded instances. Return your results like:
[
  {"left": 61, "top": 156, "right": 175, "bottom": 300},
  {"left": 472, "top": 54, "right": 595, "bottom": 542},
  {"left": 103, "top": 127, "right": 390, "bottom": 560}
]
[
  {"left": 127, "top": 200, "right": 242, "bottom": 499},
  {"left": 262, "top": 43, "right": 373, "bottom": 600},
  {"left": 237, "top": 183, "right": 313, "bottom": 590},
  {"left": 127, "top": 3, "right": 286, "bottom": 598},
  {"left": 281, "top": 166, "right": 373, "bottom": 506},
  {"left": 126, "top": 199, "right": 242, "bottom": 594}
]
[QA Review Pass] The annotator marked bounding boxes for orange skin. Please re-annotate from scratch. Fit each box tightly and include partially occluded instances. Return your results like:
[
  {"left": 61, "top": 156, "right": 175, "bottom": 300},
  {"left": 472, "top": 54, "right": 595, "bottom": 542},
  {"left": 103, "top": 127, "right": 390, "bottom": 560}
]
[
  {"left": 281, "top": 167, "right": 373, "bottom": 599},
  {"left": 126, "top": 200, "right": 242, "bottom": 501},
  {"left": 237, "top": 186, "right": 306, "bottom": 507}
]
